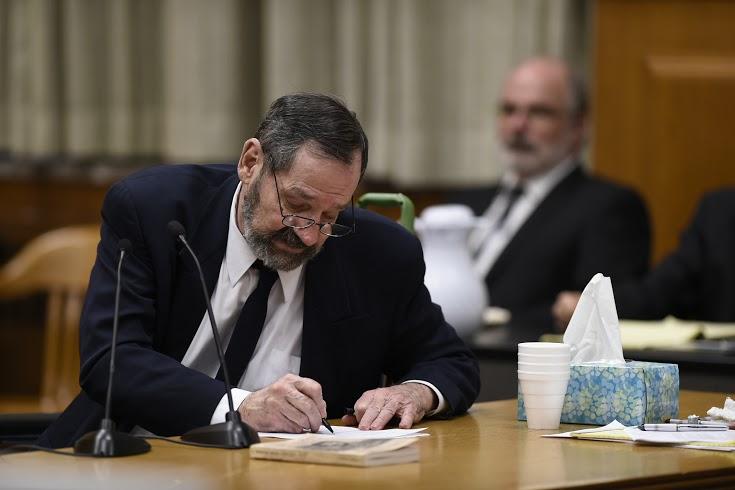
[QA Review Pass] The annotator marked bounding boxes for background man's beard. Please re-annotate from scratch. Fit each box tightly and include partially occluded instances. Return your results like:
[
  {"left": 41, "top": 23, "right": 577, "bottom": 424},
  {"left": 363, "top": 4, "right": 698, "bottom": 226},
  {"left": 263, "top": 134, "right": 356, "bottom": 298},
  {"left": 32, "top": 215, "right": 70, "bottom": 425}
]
[
  {"left": 501, "top": 134, "right": 573, "bottom": 177},
  {"left": 240, "top": 182, "right": 320, "bottom": 271}
]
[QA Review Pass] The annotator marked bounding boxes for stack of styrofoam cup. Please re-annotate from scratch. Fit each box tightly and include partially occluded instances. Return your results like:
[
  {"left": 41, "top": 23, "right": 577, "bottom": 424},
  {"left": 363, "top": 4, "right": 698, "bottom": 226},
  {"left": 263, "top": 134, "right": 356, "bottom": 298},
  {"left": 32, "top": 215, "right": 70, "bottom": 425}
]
[{"left": 518, "top": 342, "right": 571, "bottom": 430}]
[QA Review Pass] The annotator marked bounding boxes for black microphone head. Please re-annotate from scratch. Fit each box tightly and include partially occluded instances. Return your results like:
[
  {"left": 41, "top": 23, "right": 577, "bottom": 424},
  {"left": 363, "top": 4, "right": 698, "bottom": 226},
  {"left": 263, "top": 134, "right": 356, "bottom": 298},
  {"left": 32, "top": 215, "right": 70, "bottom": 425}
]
[
  {"left": 167, "top": 220, "right": 186, "bottom": 238},
  {"left": 118, "top": 239, "right": 132, "bottom": 252}
]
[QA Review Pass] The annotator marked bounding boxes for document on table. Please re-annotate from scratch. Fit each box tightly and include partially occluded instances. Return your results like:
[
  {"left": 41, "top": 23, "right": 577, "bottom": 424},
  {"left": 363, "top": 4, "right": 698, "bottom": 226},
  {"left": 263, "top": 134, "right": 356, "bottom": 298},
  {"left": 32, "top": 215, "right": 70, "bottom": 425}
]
[
  {"left": 543, "top": 420, "right": 735, "bottom": 452},
  {"left": 619, "top": 316, "right": 735, "bottom": 349},
  {"left": 259, "top": 425, "right": 429, "bottom": 440}
]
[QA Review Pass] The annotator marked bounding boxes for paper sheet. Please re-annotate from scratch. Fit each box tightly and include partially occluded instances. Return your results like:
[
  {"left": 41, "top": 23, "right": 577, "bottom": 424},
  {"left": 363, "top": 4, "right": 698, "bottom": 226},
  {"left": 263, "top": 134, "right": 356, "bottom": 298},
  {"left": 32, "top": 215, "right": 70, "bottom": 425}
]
[
  {"left": 542, "top": 421, "right": 628, "bottom": 440},
  {"left": 624, "top": 426, "right": 735, "bottom": 446},
  {"left": 259, "top": 425, "right": 429, "bottom": 440},
  {"left": 543, "top": 420, "right": 735, "bottom": 452}
]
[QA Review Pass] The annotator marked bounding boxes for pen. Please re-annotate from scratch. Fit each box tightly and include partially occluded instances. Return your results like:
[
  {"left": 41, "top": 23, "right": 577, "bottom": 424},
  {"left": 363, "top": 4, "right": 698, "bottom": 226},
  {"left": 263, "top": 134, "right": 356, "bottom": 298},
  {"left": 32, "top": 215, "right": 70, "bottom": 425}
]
[
  {"left": 638, "top": 423, "right": 728, "bottom": 431},
  {"left": 322, "top": 418, "right": 334, "bottom": 434},
  {"left": 666, "top": 419, "right": 730, "bottom": 427}
]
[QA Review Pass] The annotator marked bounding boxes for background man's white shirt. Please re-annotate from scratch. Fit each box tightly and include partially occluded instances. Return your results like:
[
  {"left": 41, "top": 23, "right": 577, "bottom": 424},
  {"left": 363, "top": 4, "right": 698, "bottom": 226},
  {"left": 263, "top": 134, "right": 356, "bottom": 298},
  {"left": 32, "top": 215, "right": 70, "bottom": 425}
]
[{"left": 470, "top": 159, "right": 576, "bottom": 278}]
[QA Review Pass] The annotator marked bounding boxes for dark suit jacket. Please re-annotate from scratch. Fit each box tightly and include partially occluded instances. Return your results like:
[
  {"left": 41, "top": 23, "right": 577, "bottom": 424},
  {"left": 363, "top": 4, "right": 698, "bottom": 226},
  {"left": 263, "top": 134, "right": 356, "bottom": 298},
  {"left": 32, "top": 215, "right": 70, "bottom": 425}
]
[
  {"left": 615, "top": 189, "right": 735, "bottom": 321},
  {"left": 39, "top": 164, "right": 479, "bottom": 448},
  {"left": 452, "top": 165, "right": 650, "bottom": 334}
]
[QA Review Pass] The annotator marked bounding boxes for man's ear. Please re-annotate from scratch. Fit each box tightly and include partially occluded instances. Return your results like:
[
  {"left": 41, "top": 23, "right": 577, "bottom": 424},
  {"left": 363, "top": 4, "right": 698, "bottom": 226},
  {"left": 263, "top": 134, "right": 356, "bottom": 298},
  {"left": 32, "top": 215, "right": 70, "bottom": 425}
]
[{"left": 238, "top": 138, "right": 263, "bottom": 185}]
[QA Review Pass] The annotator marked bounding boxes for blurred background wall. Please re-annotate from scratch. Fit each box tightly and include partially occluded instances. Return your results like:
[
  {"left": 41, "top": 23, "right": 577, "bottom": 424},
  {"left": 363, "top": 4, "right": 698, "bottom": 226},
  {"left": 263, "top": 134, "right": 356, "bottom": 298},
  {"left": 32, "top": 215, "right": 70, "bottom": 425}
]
[
  {"left": 0, "top": 0, "right": 587, "bottom": 184},
  {"left": 1, "top": 0, "right": 734, "bottom": 257}
]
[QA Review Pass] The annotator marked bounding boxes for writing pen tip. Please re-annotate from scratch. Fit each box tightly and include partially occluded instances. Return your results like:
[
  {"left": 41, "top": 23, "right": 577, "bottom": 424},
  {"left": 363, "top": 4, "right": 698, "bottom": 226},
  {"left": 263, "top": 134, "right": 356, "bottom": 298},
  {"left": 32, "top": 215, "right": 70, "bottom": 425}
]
[{"left": 322, "top": 418, "right": 334, "bottom": 434}]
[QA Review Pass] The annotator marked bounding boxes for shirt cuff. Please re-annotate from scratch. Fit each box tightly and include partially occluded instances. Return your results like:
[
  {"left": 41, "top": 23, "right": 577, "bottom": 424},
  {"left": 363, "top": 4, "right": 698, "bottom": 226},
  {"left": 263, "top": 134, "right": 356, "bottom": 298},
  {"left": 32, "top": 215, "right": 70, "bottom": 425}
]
[
  {"left": 210, "top": 388, "right": 252, "bottom": 424},
  {"left": 402, "top": 380, "right": 447, "bottom": 416}
]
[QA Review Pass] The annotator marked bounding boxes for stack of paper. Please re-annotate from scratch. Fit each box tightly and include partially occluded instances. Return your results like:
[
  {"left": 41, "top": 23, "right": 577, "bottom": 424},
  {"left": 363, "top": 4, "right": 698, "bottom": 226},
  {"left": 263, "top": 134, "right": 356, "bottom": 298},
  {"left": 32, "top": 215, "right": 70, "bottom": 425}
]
[
  {"left": 619, "top": 316, "right": 735, "bottom": 349},
  {"left": 544, "top": 421, "right": 735, "bottom": 452}
]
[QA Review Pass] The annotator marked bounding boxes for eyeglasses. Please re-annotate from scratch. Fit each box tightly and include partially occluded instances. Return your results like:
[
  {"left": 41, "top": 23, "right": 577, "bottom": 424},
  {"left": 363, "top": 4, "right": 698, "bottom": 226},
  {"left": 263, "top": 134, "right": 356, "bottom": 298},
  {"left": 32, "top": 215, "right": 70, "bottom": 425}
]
[{"left": 272, "top": 171, "right": 355, "bottom": 238}]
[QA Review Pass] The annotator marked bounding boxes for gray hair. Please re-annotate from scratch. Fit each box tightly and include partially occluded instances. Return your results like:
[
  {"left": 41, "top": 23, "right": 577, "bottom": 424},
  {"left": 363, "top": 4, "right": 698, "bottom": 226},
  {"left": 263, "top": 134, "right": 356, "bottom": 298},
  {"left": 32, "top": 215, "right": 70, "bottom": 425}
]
[{"left": 254, "top": 93, "right": 369, "bottom": 176}]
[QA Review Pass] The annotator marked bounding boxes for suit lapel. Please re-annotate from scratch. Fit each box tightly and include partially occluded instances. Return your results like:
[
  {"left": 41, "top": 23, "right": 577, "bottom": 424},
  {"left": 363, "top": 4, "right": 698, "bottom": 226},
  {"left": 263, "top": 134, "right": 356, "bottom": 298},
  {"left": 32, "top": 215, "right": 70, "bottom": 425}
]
[
  {"left": 488, "top": 166, "right": 585, "bottom": 281},
  {"left": 168, "top": 175, "right": 239, "bottom": 361}
]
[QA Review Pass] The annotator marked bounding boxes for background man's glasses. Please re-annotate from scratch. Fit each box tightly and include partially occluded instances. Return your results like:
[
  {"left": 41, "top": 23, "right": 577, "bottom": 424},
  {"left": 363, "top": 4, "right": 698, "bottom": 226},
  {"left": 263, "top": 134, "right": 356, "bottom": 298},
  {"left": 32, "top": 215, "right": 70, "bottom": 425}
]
[{"left": 272, "top": 171, "right": 355, "bottom": 238}]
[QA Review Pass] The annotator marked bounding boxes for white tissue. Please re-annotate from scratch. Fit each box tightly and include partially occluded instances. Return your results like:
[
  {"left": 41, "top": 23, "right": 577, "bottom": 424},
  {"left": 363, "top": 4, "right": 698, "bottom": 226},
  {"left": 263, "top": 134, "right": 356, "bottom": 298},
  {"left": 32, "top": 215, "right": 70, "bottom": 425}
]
[
  {"left": 562, "top": 273, "right": 625, "bottom": 364},
  {"left": 707, "top": 397, "right": 735, "bottom": 422}
]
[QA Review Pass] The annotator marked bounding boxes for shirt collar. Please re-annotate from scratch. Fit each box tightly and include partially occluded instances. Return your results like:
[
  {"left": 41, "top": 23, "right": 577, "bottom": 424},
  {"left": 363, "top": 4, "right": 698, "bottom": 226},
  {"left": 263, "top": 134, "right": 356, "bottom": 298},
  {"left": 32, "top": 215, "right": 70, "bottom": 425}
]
[
  {"left": 501, "top": 157, "right": 577, "bottom": 200},
  {"left": 226, "top": 182, "right": 305, "bottom": 302}
]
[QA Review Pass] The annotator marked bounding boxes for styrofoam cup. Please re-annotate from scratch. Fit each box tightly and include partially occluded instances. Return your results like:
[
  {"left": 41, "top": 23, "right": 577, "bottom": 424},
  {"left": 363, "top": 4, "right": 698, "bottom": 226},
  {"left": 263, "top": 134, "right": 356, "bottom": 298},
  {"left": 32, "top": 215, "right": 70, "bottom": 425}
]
[
  {"left": 518, "top": 353, "right": 571, "bottom": 364},
  {"left": 518, "top": 342, "right": 570, "bottom": 355},
  {"left": 522, "top": 393, "right": 567, "bottom": 408},
  {"left": 517, "top": 370, "right": 570, "bottom": 381},
  {"left": 519, "top": 372, "right": 570, "bottom": 430},
  {"left": 517, "top": 361, "right": 570, "bottom": 373},
  {"left": 518, "top": 378, "right": 570, "bottom": 395},
  {"left": 525, "top": 406, "right": 565, "bottom": 430}
]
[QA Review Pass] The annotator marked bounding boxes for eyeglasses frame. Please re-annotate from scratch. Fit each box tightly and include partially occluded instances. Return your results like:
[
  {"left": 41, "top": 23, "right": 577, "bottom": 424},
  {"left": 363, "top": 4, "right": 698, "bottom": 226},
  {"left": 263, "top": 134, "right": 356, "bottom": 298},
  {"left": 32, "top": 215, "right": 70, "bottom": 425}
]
[{"left": 271, "top": 170, "right": 355, "bottom": 238}]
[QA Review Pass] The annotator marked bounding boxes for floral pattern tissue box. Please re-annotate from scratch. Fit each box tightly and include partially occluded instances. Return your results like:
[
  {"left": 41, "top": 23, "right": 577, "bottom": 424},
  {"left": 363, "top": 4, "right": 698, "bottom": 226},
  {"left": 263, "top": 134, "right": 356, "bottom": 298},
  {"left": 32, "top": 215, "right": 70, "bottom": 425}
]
[{"left": 518, "top": 361, "right": 679, "bottom": 425}]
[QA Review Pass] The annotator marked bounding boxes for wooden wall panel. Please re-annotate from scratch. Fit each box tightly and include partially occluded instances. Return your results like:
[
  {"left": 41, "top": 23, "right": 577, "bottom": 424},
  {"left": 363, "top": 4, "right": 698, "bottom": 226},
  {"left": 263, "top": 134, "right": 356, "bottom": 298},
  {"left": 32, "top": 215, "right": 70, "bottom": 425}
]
[{"left": 593, "top": 0, "right": 735, "bottom": 263}]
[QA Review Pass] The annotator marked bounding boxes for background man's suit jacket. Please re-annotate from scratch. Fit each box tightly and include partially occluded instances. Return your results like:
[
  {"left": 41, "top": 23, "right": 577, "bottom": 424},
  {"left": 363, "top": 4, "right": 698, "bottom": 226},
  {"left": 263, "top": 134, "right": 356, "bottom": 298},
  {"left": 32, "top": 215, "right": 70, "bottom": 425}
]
[
  {"left": 453, "top": 165, "right": 651, "bottom": 334},
  {"left": 39, "top": 164, "right": 480, "bottom": 448},
  {"left": 615, "top": 189, "right": 735, "bottom": 321}
]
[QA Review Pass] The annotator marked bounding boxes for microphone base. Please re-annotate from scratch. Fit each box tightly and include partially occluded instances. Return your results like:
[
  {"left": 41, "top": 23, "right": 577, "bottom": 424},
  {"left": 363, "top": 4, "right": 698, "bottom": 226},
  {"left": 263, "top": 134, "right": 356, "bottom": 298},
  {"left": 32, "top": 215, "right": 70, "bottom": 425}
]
[
  {"left": 180, "top": 414, "right": 260, "bottom": 448},
  {"left": 74, "top": 420, "right": 151, "bottom": 457}
]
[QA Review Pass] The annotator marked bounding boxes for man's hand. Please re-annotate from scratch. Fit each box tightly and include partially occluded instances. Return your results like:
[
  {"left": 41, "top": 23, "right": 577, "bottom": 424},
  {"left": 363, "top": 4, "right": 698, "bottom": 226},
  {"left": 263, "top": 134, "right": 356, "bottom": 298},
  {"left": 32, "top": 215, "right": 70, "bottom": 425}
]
[
  {"left": 238, "top": 374, "right": 327, "bottom": 433},
  {"left": 552, "top": 291, "right": 582, "bottom": 332},
  {"left": 341, "top": 383, "right": 438, "bottom": 430}
]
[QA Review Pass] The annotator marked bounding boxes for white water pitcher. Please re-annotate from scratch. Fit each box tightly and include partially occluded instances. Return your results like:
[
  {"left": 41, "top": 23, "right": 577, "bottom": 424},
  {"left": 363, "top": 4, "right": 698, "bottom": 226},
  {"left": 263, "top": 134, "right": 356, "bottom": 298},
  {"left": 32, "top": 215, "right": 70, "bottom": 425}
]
[{"left": 415, "top": 204, "right": 488, "bottom": 338}]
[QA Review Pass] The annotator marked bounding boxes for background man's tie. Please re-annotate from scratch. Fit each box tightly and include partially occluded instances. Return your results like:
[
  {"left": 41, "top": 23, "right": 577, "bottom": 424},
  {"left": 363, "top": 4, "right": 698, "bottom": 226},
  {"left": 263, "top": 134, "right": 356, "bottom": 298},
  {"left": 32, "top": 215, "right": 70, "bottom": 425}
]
[
  {"left": 497, "top": 184, "right": 524, "bottom": 227},
  {"left": 216, "top": 260, "right": 278, "bottom": 383}
]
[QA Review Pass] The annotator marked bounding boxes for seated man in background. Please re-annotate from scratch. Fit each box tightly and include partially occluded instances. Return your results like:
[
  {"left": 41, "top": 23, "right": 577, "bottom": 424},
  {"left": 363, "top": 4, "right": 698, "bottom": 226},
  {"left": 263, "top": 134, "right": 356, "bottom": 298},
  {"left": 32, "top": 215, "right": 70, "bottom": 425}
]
[
  {"left": 39, "top": 93, "right": 480, "bottom": 448},
  {"left": 452, "top": 57, "right": 651, "bottom": 336},
  {"left": 553, "top": 189, "right": 735, "bottom": 328}
]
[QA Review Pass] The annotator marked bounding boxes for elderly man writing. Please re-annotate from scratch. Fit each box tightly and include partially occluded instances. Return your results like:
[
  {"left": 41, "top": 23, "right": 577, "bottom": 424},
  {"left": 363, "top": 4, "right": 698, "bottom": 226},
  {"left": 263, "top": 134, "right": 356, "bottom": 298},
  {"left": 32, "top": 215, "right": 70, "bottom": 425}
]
[{"left": 40, "top": 93, "right": 479, "bottom": 448}]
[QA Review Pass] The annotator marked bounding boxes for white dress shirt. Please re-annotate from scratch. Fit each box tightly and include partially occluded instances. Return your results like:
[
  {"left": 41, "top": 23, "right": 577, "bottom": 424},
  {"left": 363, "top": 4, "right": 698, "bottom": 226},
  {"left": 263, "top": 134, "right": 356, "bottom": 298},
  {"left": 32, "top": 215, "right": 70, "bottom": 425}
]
[
  {"left": 470, "top": 159, "right": 576, "bottom": 278},
  {"left": 182, "top": 183, "right": 445, "bottom": 424}
]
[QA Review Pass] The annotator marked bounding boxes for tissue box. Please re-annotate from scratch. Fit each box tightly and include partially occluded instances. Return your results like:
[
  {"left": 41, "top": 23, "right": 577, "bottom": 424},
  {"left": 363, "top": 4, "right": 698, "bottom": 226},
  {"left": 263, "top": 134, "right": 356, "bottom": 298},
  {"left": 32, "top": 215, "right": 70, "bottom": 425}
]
[{"left": 518, "top": 361, "right": 679, "bottom": 426}]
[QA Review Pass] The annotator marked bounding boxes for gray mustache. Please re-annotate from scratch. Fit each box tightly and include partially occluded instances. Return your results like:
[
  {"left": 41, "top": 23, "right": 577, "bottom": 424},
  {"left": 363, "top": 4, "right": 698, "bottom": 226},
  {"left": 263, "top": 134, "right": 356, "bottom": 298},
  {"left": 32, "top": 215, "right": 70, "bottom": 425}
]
[
  {"left": 273, "top": 226, "right": 310, "bottom": 250},
  {"left": 508, "top": 137, "right": 535, "bottom": 152}
]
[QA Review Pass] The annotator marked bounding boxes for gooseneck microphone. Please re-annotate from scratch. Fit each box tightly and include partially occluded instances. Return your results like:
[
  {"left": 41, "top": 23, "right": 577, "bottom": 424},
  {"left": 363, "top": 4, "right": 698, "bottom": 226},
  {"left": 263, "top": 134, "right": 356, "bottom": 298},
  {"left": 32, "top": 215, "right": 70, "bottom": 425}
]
[
  {"left": 74, "top": 239, "right": 152, "bottom": 457},
  {"left": 167, "top": 220, "right": 259, "bottom": 448}
]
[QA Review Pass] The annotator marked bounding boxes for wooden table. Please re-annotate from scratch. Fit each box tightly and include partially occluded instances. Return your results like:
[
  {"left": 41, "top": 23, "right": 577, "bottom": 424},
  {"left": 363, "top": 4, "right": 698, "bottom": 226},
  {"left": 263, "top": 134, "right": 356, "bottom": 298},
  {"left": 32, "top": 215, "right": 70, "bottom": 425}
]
[{"left": 1, "top": 391, "right": 734, "bottom": 489}]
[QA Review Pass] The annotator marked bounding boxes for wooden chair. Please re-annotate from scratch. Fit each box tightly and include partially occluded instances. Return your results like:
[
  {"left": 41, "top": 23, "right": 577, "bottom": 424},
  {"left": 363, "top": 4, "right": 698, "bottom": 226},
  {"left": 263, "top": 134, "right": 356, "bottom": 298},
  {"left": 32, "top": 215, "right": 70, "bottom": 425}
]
[{"left": 0, "top": 225, "right": 99, "bottom": 413}]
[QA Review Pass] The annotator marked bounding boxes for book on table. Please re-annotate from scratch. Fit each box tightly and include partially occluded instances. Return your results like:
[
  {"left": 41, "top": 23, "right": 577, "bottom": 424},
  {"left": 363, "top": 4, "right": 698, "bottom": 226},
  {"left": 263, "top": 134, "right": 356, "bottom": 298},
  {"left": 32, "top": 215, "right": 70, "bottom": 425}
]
[{"left": 249, "top": 434, "right": 420, "bottom": 467}]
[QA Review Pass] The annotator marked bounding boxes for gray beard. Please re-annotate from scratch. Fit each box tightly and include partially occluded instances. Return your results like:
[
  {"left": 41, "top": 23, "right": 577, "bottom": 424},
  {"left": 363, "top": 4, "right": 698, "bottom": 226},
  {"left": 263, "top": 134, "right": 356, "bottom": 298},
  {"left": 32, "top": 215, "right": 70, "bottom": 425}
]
[{"left": 240, "top": 182, "right": 321, "bottom": 271}]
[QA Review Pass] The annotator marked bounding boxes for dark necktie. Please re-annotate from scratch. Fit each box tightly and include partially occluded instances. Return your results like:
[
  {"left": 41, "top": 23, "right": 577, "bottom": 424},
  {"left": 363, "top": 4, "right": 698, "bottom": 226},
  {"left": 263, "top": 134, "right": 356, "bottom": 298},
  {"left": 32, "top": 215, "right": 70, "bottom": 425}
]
[
  {"left": 216, "top": 260, "right": 278, "bottom": 383},
  {"left": 497, "top": 185, "right": 524, "bottom": 227}
]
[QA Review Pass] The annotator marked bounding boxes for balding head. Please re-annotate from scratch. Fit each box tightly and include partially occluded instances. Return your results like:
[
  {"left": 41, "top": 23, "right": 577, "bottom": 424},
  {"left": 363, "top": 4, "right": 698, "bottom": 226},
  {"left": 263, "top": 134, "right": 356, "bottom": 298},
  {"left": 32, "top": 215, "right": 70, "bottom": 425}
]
[{"left": 497, "top": 57, "right": 587, "bottom": 179}]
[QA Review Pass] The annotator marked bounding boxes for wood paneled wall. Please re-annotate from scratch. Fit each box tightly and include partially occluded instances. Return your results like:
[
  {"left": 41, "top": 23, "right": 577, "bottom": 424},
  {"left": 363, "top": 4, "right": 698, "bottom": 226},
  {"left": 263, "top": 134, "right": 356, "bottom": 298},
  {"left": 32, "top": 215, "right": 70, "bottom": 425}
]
[{"left": 593, "top": 0, "right": 735, "bottom": 263}]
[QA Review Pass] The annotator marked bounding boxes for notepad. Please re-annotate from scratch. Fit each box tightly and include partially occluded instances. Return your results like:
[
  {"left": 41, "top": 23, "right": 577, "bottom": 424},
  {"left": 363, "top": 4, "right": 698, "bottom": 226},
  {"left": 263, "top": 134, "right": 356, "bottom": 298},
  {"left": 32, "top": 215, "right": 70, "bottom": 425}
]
[
  {"left": 619, "top": 316, "right": 735, "bottom": 349},
  {"left": 540, "top": 317, "right": 735, "bottom": 349},
  {"left": 250, "top": 434, "right": 420, "bottom": 466}
]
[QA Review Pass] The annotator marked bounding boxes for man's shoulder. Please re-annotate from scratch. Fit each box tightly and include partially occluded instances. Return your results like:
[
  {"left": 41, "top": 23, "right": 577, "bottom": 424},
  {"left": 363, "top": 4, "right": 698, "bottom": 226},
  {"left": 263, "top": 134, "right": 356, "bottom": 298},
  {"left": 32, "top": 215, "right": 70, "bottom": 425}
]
[
  {"left": 693, "top": 187, "right": 735, "bottom": 224},
  {"left": 570, "top": 167, "right": 645, "bottom": 206},
  {"left": 334, "top": 208, "right": 421, "bottom": 259},
  {"left": 700, "top": 187, "right": 735, "bottom": 208},
  {"left": 107, "top": 163, "right": 237, "bottom": 205},
  {"left": 352, "top": 208, "right": 418, "bottom": 242},
  {"left": 120, "top": 163, "right": 237, "bottom": 189}
]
